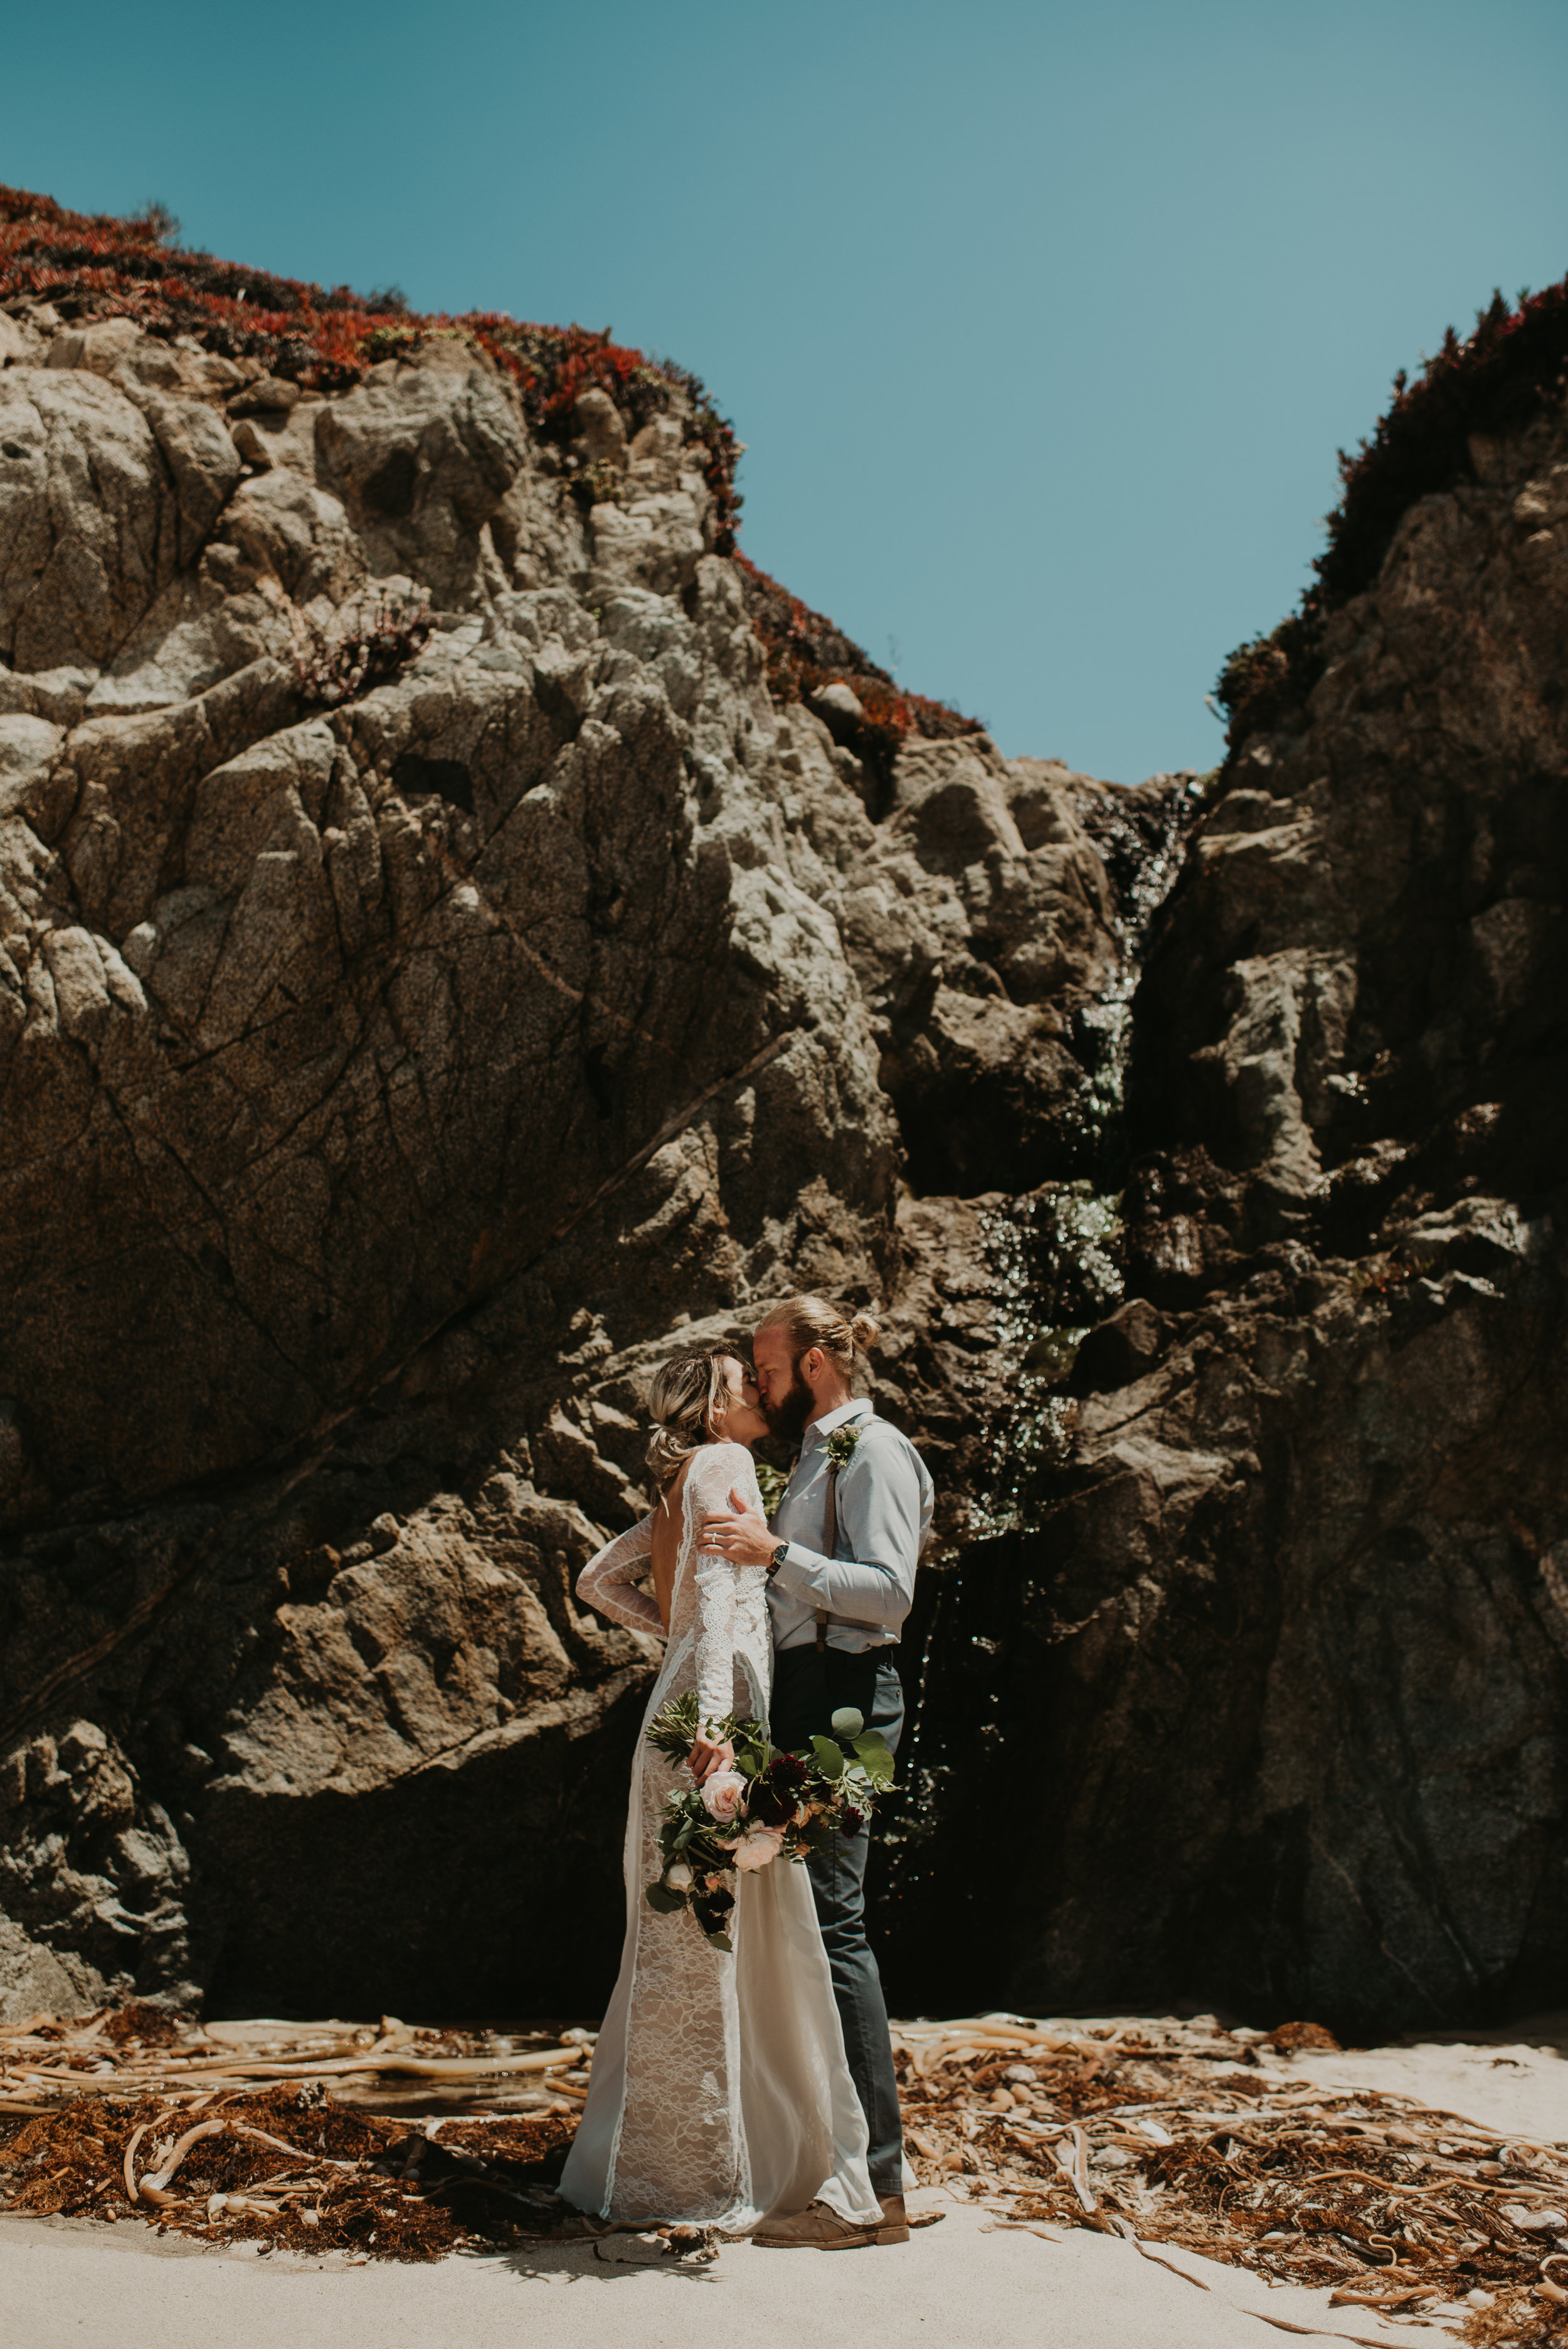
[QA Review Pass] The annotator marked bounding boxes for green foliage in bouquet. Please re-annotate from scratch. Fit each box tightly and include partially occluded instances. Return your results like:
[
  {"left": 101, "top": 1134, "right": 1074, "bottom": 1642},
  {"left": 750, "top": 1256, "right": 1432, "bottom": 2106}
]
[{"left": 644, "top": 1690, "right": 896, "bottom": 1950}]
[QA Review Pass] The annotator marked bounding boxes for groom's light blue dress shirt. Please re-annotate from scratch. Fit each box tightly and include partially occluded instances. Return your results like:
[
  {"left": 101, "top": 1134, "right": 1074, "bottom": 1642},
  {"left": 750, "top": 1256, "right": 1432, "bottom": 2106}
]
[{"left": 767, "top": 1397, "right": 934, "bottom": 1654}]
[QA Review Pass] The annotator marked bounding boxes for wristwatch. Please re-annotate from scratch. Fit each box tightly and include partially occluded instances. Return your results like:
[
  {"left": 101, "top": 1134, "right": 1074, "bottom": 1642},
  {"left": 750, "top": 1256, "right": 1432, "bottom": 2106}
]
[{"left": 767, "top": 1541, "right": 790, "bottom": 1577}]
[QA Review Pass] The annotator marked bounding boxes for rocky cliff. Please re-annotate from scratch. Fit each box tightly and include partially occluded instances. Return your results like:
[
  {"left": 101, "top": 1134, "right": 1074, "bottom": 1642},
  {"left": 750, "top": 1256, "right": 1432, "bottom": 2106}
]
[
  {"left": 881, "top": 288, "right": 1568, "bottom": 2034},
  {"left": 0, "top": 190, "right": 1563, "bottom": 2036}
]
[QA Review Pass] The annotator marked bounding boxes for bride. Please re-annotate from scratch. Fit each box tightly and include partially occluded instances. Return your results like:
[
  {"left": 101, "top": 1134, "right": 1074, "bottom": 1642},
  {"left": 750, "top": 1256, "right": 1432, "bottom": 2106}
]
[{"left": 559, "top": 1345, "right": 881, "bottom": 2236}]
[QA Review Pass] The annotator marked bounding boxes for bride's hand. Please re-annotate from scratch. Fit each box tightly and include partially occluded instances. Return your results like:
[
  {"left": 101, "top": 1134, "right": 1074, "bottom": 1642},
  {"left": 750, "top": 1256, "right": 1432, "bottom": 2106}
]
[
  {"left": 689, "top": 1733, "right": 735, "bottom": 1783},
  {"left": 700, "top": 1488, "right": 775, "bottom": 1567}
]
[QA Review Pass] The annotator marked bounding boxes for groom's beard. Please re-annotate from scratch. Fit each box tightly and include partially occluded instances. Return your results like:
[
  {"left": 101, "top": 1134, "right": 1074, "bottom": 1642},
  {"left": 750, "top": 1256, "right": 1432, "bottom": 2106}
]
[{"left": 761, "top": 1366, "right": 813, "bottom": 1444}]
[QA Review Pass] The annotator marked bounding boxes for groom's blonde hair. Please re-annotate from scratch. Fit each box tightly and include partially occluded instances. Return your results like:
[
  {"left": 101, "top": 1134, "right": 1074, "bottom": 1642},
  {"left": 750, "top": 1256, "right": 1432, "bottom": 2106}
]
[
  {"left": 645, "top": 1347, "right": 737, "bottom": 1490},
  {"left": 754, "top": 1295, "right": 879, "bottom": 1382}
]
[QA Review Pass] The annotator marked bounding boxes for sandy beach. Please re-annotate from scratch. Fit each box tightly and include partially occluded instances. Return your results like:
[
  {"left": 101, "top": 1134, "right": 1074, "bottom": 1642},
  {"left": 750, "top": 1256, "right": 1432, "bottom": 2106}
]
[{"left": 4, "top": 2020, "right": 1562, "bottom": 2349}]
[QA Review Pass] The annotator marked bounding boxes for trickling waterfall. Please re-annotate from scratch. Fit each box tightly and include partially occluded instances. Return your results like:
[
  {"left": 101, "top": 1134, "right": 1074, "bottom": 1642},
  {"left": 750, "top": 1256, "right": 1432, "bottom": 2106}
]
[
  {"left": 878, "top": 775, "right": 1204, "bottom": 1994},
  {"left": 977, "top": 773, "right": 1205, "bottom": 1537}
]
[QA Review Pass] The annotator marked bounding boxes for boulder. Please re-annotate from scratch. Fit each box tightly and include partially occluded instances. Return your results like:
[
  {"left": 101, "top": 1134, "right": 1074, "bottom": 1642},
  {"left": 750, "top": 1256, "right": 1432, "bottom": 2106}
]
[
  {"left": 0, "top": 369, "right": 185, "bottom": 670},
  {"left": 315, "top": 348, "right": 527, "bottom": 607}
]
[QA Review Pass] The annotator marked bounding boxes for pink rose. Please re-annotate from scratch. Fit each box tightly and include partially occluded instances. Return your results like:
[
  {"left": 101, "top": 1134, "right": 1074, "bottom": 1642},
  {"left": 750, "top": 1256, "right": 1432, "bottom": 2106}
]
[
  {"left": 731, "top": 1827, "right": 784, "bottom": 1872},
  {"left": 701, "top": 1770, "right": 748, "bottom": 1823}
]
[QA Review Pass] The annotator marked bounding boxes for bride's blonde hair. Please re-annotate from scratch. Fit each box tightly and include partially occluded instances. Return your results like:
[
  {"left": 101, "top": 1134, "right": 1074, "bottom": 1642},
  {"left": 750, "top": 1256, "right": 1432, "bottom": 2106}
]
[{"left": 646, "top": 1347, "right": 739, "bottom": 1490}]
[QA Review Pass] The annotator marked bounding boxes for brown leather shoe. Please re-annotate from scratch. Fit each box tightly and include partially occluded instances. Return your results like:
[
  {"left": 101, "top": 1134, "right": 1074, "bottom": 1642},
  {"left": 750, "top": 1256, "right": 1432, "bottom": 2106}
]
[
  {"left": 751, "top": 2199, "right": 877, "bottom": 2250},
  {"left": 874, "top": 2192, "right": 911, "bottom": 2244}
]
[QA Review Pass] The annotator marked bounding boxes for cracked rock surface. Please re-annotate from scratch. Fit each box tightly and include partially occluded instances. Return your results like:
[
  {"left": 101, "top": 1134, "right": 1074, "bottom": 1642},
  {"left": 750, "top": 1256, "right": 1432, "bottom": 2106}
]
[
  {"left": 0, "top": 327, "right": 1160, "bottom": 2019},
  {"left": 0, "top": 319, "right": 1563, "bottom": 2038}
]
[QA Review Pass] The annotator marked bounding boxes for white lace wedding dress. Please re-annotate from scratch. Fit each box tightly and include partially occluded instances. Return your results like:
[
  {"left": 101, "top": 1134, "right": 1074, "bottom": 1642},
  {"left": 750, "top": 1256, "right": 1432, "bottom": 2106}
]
[{"left": 559, "top": 1439, "right": 879, "bottom": 2230}]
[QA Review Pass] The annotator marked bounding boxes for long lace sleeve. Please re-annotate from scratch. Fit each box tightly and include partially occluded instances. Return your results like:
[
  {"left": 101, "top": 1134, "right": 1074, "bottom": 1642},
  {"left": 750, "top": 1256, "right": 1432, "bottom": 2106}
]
[
  {"left": 576, "top": 1513, "right": 662, "bottom": 1635},
  {"left": 687, "top": 1443, "right": 761, "bottom": 1732}
]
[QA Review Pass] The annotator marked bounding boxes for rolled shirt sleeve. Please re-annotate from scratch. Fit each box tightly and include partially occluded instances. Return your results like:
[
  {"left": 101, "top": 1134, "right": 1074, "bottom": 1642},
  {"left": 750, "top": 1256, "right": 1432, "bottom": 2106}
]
[{"left": 768, "top": 1433, "right": 923, "bottom": 1635}]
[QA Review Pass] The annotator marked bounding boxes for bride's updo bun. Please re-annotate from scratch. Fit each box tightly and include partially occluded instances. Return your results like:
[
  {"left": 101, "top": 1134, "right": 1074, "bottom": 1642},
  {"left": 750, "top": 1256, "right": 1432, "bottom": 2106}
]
[
  {"left": 646, "top": 1347, "right": 736, "bottom": 1490},
  {"left": 755, "top": 1295, "right": 879, "bottom": 1379}
]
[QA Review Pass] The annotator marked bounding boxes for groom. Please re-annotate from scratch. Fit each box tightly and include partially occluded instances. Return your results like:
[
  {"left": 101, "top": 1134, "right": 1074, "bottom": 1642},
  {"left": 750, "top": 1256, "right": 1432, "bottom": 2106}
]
[{"left": 697, "top": 1295, "right": 934, "bottom": 2251}]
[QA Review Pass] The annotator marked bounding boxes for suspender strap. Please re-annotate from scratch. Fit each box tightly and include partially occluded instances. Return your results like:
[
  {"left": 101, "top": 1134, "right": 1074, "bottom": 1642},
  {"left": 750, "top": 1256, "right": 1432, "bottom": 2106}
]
[{"left": 815, "top": 1462, "right": 838, "bottom": 1655}]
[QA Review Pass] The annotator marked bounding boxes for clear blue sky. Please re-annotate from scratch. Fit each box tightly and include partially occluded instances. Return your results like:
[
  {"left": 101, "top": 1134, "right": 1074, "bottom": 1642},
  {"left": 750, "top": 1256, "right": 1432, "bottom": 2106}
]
[{"left": 8, "top": 0, "right": 1565, "bottom": 781}]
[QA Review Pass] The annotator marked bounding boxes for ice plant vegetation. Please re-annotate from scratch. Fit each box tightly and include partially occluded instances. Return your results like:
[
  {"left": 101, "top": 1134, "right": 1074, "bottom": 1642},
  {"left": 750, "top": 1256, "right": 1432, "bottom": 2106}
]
[
  {"left": 735, "top": 553, "right": 983, "bottom": 807},
  {"left": 643, "top": 1692, "right": 897, "bottom": 1949},
  {"left": 0, "top": 184, "right": 743, "bottom": 551},
  {"left": 1217, "top": 277, "right": 1568, "bottom": 748},
  {"left": 0, "top": 180, "right": 982, "bottom": 758},
  {"left": 291, "top": 588, "right": 434, "bottom": 708}
]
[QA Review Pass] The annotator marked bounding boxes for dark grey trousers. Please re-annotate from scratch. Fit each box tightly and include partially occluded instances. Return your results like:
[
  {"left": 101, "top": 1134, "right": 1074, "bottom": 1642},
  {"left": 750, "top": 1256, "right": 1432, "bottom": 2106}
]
[{"left": 769, "top": 1643, "right": 906, "bottom": 2198}]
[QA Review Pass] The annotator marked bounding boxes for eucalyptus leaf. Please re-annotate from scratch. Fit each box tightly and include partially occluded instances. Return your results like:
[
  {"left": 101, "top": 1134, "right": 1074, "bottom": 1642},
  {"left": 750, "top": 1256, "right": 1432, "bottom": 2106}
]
[
  {"left": 851, "top": 1732, "right": 896, "bottom": 1786},
  {"left": 810, "top": 1734, "right": 845, "bottom": 1780},
  {"left": 645, "top": 1882, "right": 687, "bottom": 1914},
  {"left": 704, "top": 1931, "right": 734, "bottom": 1953}
]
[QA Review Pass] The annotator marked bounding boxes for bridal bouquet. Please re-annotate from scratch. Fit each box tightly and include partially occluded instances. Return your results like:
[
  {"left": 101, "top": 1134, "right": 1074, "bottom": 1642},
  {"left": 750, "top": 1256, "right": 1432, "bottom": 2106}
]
[{"left": 643, "top": 1690, "right": 897, "bottom": 1949}]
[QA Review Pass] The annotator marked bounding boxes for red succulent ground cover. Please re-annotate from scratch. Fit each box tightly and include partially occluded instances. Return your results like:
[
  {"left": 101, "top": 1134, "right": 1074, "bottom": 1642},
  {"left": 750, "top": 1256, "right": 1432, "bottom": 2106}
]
[
  {"left": 736, "top": 552, "right": 983, "bottom": 790},
  {"left": 0, "top": 183, "right": 743, "bottom": 548},
  {"left": 1216, "top": 276, "right": 1568, "bottom": 746},
  {"left": 1, "top": 182, "right": 982, "bottom": 762}
]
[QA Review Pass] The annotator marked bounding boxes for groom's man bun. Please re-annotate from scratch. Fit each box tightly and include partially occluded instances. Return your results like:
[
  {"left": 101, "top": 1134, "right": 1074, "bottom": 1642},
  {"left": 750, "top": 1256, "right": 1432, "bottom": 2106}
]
[{"left": 755, "top": 1296, "right": 879, "bottom": 1379}]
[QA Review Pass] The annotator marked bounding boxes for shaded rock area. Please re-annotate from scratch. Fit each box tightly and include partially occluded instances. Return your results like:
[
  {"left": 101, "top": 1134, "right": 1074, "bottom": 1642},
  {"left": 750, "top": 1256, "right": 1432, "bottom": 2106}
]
[
  {"left": 1, "top": 217, "right": 1564, "bottom": 2039},
  {"left": 880, "top": 381, "right": 1568, "bottom": 2037}
]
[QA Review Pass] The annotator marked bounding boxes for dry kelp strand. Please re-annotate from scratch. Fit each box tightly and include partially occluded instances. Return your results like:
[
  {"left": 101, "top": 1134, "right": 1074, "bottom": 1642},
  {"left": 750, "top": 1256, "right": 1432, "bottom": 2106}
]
[
  {"left": 893, "top": 2014, "right": 1568, "bottom": 2343},
  {"left": 6, "top": 2003, "right": 1566, "bottom": 2332},
  {"left": 0, "top": 2008, "right": 601, "bottom": 2261}
]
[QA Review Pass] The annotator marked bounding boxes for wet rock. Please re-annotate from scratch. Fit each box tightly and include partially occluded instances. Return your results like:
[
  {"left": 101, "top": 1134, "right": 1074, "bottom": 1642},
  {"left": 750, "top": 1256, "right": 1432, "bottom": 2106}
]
[{"left": 1070, "top": 1298, "right": 1165, "bottom": 1392}]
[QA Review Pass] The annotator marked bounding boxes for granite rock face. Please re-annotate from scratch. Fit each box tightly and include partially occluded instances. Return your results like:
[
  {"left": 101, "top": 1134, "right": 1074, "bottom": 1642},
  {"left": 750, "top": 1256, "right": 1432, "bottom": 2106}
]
[
  {"left": 0, "top": 310, "right": 1563, "bottom": 2036},
  {"left": 875, "top": 394, "right": 1568, "bottom": 2035},
  {"left": 0, "top": 322, "right": 1163, "bottom": 2019}
]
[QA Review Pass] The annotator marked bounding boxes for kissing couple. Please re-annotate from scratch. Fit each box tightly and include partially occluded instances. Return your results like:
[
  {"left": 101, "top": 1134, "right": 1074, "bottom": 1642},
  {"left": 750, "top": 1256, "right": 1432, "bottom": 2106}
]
[{"left": 559, "top": 1294, "right": 933, "bottom": 2247}]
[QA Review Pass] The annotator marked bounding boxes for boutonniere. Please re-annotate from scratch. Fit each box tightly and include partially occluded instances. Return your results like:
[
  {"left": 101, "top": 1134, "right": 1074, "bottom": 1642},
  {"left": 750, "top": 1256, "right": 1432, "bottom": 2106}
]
[{"left": 825, "top": 1423, "right": 863, "bottom": 1471}]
